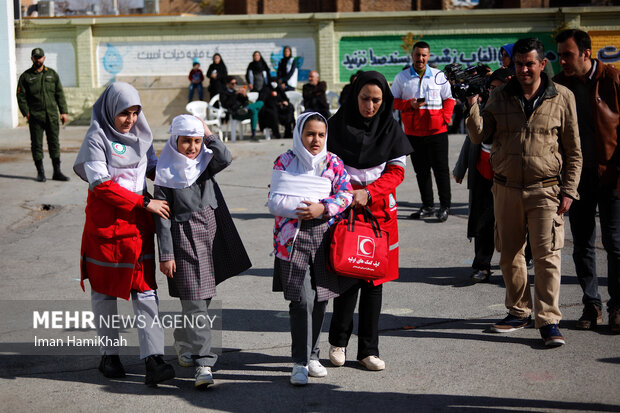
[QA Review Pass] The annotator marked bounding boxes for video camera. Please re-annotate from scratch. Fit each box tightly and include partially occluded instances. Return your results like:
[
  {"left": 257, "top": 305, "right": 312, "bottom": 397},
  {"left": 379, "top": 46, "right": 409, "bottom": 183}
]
[{"left": 443, "top": 63, "right": 489, "bottom": 101}]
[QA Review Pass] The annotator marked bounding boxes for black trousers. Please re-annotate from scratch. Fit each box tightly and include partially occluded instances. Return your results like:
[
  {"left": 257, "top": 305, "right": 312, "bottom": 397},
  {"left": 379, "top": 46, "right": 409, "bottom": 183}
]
[
  {"left": 569, "top": 167, "right": 620, "bottom": 310},
  {"left": 409, "top": 132, "right": 451, "bottom": 209},
  {"left": 470, "top": 169, "right": 494, "bottom": 272},
  {"left": 328, "top": 280, "right": 382, "bottom": 360}
]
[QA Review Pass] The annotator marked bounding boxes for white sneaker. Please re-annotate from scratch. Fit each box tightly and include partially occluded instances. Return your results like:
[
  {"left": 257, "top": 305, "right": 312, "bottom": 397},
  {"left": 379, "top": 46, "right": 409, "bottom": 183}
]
[
  {"left": 328, "top": 346, "right": 346, "bottom": 367},
  {"left": 307, "top": 360, "right": 327, "bottom": 378},
  {"left": 174, "top": 342, "right": 194, "bottom": 367},
  {"left": 290, "top": 363, "right": 308, "bottom": 386},
  {"left": 359, "top": 355, "right": 385, "bottom": 371},
  {"left": 194, "top": 366, "right": 214, "bottom": 387}
]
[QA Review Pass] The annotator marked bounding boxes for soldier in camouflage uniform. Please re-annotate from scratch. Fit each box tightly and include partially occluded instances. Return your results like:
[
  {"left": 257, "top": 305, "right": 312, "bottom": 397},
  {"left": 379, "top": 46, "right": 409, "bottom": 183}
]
[{"left": 16, "top": 48, "right": 69, "bottom": 182}]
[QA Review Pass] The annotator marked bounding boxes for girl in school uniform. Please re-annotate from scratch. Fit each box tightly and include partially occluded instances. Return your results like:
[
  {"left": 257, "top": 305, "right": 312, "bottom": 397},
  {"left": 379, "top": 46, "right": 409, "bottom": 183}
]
[
  {"left": 154, "top": 114, "right": 251, "bottom": 388},
  {"left": 73, "top": 82, "right": 175, "bottom": 386},
  {"left": 268, "top": 112, "right": 353, "bottom": 386}
]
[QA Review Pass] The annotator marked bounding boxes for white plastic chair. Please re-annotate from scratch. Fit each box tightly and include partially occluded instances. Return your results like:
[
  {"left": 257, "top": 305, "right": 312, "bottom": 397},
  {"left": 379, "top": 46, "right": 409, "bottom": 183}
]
[
  {"left": 186, "top": 100, "right": 223, "bottom": 141},
  {"left": 229, "top": 91, "right": 262, "bottom": 141},
  {"left": 210, "top": 93, "right": 258, "bottom": 142},
  {"left": 186, "top": 101, "right": 208, "bottom": 119},
  {"left": 285, "top": 90, "right": 303, "bottom": 120},
  {"left": 326, "top": 90, "right": 340, "bottom": 116},
  {"left": 230, "top": 117, "right": 251, "bottom": 142},
  {"left": 207, "top": 94, "right": 226, "bottom": 121},
  {"left": 247, "top": 91, "right": 259, "bottom": 103},
  {"left": 263, "top": 127, "right": 272, "bottom": 141}
]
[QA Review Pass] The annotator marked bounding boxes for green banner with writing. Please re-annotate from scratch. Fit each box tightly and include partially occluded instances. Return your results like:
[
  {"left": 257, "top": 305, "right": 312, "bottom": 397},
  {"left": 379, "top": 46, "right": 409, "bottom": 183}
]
[{"left": 339, "top": 33, "right": 561, "bottom": 83}]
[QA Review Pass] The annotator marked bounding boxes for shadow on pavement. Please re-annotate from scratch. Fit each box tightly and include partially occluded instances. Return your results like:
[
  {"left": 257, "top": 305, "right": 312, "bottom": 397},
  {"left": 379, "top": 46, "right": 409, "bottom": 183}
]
[
  {"left": 1, "top": 352, "right": 618, "bottom": 413},
  {"left": 396, "top": 266, "right": 506, "bottom": 288},
  {"left": 0, "top": 173, "right": 37, "bottom": 181},
  {"left": 396, "top": 266, "right": 606, "bottom": 288},
  {"left": 230, "top": 213, "right": 274, "bottom": 220}
]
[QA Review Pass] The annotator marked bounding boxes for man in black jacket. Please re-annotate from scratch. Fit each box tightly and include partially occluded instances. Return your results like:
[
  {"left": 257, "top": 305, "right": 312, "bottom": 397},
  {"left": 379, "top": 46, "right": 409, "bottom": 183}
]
[
  {"left": 302, "top": 71, "right": 330, "bottom": 120},
  {"left": 554, "top": 29, "right": 620, "bottom": 333},
  {"left": 220, "top": 76, "right": 263, "bottom": 139}
]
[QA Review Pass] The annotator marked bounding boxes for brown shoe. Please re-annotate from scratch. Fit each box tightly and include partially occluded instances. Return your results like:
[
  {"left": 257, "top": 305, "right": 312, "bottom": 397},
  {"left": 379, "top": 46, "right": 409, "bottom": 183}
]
[
  {"left": 610, "top": 307, "right": 620, "bottom": 334},
  {"left": 576, "top": 304, "right": 603, "bottom": 330}
]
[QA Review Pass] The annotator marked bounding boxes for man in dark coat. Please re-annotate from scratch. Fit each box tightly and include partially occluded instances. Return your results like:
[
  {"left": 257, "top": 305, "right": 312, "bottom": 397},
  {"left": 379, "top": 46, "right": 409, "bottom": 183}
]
[
  {"left": 259, "top": 82, "right": 294, "bottom": 139},
  {"left": 220, "top": 76, "right": 264, "bottom": 139},
  {"left": 302, "top": 70, "right": 330, "bottom": 120},
  {"left": 554, "top": 29, "right": 620, "bottom": 333}
]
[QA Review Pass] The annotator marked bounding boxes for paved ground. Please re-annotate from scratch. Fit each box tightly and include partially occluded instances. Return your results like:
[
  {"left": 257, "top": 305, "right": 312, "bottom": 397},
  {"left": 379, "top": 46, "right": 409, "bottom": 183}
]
[{"left": 0, "top": 126, "right": 618, "bottom": 413}]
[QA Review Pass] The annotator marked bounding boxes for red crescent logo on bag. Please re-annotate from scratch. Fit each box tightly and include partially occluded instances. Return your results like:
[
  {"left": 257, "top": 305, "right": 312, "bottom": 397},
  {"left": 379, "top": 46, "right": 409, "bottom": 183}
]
[{"left": 357, "top": 236, "right": 375, "bottom": 258}]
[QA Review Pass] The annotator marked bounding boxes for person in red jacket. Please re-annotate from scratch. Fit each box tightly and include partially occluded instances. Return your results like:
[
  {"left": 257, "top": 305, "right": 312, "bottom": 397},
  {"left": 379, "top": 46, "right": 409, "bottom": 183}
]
[
  {"left": 392, "top": 41, "right": 455, "bottom": 222},
  {"left": 326, "top": 71, "right": 413, "bottom": 371},
  {"left": 73, "top": 82, "right": 175, "bottom": 385},
  {"left": 188, "top": 60, "right": 205, "bottom": 102}
]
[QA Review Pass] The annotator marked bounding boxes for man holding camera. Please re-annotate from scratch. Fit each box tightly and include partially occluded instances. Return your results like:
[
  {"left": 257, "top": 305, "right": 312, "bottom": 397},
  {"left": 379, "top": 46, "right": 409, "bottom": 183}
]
[
  {"left": 17, "top": 47, "right": 70, "bottom": 182},
  {"left": 392, "top": 41, "right": 455, "bottom": 222},
  {"left": 466, "top": 38, "right": 582, "bottom": 347},
  {"left": 553, "top": 29, "right": 620, "bottom": 333}
]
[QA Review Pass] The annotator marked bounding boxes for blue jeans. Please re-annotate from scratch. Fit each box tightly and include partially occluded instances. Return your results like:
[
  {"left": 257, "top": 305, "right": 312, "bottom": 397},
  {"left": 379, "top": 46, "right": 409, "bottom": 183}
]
[
  {"left": 188, "top": 83, "right": 203, "bottom": 102},
  {"left": 569, "top": 167, "right": 620, "bottom": 310}
]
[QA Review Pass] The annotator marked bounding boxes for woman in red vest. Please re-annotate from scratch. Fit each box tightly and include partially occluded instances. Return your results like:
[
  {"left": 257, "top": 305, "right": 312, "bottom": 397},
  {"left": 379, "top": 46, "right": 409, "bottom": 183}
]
[
  {"left": 74, "top": 82, "right": 175, "bottom": 386},
  {"left": 326, "top": 71, "right": 413, "bottom": 371}
]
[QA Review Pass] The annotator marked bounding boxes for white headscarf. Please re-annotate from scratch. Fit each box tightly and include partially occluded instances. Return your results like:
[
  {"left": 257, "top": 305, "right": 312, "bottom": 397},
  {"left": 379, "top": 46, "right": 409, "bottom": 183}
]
[
  {"left": 291, "top": 112, "right": 328, "bottom": 173},
  {"left": 268, "top": 112, "right": 332, "bottom": 219},
  {"left": 154, "top": 114, "right": 213, "bottom": 189},
  {"left": 74, "top": 82, "right": 153, "bottom": 181}
]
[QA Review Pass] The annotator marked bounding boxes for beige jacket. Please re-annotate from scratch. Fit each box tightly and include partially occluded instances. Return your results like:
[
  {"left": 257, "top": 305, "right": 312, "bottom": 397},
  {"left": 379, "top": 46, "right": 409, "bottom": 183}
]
[{"left": 466, "top": 75, "right": 582, "bottom": 199}]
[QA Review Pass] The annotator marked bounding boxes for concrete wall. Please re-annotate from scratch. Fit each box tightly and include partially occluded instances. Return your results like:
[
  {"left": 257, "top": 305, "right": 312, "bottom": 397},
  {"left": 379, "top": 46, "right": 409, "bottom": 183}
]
[
  {"left": 13, "top": 6, "right": 620, "bottom": 126},
  {"left": 1, "top": 1, "right": 18, "bottom": 128}
]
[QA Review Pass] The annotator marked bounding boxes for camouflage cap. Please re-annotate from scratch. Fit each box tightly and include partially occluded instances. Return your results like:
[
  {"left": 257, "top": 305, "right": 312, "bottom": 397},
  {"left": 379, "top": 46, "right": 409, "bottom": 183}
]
[{"left": 31, "top": 48, "right": 45, "bottom": 58}]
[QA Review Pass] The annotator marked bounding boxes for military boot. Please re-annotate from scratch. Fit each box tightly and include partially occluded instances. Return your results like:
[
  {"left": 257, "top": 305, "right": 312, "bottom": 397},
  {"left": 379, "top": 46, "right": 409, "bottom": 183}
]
[
  {"left": 34, "top": 160, "right": 46, "bottom": 182},
  {"left": 51, "top": 158, "right": 69, "bottom": 181}
]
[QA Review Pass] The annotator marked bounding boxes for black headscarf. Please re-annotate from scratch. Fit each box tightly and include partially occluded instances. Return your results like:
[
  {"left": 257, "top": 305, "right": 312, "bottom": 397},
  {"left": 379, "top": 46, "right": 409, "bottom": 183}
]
[
  {"left": 247, "top": 51, "right": 270, "bottom": 74},
  {"left": 277, "top": 46, "right": 293, "bottom": 80},
  {"left": 327, "top": 71, "right": 412, "bottom": 169},
  {"left": 207, "top": 53, "right": 227, "bottom": 77}
]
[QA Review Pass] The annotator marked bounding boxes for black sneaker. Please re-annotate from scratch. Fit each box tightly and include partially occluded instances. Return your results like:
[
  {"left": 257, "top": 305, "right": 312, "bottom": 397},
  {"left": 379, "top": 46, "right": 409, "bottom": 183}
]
[
  {"left": 436, "top": 207, "right": 449, "bottom": 222},
  {"left": 144, "top": 355, "right": 175, "bottom": 385},
  {"left": 489, "top": 314, "right": 531, "bottom": 333},
  {"left": 540, "top": 324, "right": 565, "bottom": 347},
  {"left": 576, "top": 304, "right": 602, "bottom": 330},
  {"left": 471, "top": 270, "right": 491, "bottom": 283},
  {"left": 98, "top": 354, "right": 126, "bottom": 378},
  {"left": 409, "top": 206, "right": 435, "bottom": 220}
]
